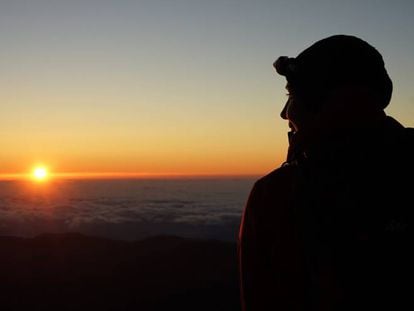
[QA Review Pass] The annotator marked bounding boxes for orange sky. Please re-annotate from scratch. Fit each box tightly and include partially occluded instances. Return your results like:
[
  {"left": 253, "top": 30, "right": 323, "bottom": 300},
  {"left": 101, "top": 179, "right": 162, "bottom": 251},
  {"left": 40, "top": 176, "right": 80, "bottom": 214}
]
[{"left": 1, "top": 1, "right": 414, "bottom": 180}]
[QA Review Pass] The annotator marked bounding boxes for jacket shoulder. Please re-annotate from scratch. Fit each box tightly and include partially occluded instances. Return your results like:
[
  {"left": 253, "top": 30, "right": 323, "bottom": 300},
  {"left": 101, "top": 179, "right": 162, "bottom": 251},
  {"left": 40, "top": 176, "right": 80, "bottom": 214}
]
[
  {"left": 405, "top": 127, "right": 414, "bottom": 139},
  {"left": 398, "top": 126, "right": 414, "bottom": 157},
  {"left": 248, "top": 164, "right": 297, "bottom": 210},
  {"left": 255, "top": 164, "right": 296, "bottom": 190}
]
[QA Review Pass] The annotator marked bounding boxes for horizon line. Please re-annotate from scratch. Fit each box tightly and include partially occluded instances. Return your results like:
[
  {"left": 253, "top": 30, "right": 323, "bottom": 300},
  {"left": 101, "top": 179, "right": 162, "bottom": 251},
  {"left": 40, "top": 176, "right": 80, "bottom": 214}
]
[{"left": 0, "top": 171, "right": 261, "bottom": 181}]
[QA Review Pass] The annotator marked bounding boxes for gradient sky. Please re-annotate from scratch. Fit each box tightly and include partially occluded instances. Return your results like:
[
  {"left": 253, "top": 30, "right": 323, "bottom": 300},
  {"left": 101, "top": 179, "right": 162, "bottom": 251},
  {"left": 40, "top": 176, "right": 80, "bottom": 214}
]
[{"left": 1, "top": 0, "right": 414, "bottom": 178}]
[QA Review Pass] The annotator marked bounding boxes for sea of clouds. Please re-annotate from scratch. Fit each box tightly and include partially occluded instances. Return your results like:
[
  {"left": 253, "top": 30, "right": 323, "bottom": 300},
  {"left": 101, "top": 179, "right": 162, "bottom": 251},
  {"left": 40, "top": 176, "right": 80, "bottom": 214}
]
[{"left": 0, "top": 178, "right": 255, "bottom": 241}]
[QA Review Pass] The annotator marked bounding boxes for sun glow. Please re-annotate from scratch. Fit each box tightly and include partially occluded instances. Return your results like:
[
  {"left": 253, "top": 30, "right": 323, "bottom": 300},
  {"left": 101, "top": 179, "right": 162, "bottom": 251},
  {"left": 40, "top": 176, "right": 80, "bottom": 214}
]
[{"left": 32, "top": 167, "right": 48, "bottom": 181}]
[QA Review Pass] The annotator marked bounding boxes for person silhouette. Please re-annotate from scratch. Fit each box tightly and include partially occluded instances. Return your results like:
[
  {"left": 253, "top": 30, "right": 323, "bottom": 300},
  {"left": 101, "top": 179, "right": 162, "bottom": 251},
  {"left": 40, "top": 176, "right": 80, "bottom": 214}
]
[{"left": 238, "top": 34, "right": 413, "bottom": 311}]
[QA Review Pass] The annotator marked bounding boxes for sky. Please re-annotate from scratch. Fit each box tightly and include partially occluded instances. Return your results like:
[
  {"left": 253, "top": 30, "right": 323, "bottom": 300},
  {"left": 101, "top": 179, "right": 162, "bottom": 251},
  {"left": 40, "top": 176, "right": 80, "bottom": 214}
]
[{"left": 1, "top": 0, "right": 414, "bottom": 178}]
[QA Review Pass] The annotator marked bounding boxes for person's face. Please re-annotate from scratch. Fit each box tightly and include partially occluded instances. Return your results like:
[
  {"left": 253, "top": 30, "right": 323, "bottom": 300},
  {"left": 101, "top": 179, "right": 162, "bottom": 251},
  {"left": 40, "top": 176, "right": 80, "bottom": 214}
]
[{"left": 280, "top": 84, "right": 315, "bottom": 133}]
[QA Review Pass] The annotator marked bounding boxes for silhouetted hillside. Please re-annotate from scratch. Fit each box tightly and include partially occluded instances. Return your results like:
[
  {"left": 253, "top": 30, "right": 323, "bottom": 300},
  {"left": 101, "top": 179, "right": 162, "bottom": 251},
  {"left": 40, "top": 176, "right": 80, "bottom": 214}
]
[{"left": 0, "top": 233, "right": 241, "bottom": 311}]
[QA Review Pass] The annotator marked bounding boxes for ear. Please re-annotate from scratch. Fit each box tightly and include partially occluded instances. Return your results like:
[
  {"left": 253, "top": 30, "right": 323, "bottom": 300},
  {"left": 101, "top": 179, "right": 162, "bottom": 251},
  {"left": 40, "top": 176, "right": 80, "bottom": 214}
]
[
  {"left": 320, "top": 85, "right": 380, "bottom": 115},
  {"left": 315, "top": 85, "right": 384, "bottom": 130}
]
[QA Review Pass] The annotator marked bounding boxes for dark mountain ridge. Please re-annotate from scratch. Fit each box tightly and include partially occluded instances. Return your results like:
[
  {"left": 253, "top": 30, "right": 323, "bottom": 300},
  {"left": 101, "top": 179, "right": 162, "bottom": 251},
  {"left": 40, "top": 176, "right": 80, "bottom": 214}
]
[{"left": 0, "top": 233, "right": 241, "bottom": 310}]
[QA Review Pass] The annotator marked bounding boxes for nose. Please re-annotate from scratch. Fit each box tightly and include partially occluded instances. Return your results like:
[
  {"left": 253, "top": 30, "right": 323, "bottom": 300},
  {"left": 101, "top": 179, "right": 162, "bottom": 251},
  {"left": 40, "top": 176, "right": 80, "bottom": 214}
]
[{"left": 280, "top": 100, "right": 289, "bottom": 120}]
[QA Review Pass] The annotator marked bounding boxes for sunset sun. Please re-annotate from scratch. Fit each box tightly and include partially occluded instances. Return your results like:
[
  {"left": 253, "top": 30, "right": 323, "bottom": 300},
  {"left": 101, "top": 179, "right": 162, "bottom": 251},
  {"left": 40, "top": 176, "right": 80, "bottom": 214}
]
[{"left": 32, "top": 167, "right": 48, "bottom": 181}]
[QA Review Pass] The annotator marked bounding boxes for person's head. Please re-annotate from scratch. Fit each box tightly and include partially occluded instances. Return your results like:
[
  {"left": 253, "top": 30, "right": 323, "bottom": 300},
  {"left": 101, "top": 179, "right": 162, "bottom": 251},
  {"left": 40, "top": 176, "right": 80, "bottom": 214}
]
[{"left": 274, "top": 34, "right": 393, "bottom": 133}]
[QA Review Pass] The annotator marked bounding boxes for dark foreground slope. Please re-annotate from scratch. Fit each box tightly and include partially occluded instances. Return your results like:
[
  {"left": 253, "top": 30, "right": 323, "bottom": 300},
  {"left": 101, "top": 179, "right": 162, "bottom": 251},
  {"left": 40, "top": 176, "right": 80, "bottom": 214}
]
[{"left": 0, "top": 233, "right": 241, "bottom": 311}]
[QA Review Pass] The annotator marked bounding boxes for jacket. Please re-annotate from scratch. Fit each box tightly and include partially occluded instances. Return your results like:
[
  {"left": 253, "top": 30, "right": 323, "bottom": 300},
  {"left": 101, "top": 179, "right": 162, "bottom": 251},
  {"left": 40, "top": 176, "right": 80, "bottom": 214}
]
[{"left": 238, "top": 116, "right": 414, "bottom": 310}]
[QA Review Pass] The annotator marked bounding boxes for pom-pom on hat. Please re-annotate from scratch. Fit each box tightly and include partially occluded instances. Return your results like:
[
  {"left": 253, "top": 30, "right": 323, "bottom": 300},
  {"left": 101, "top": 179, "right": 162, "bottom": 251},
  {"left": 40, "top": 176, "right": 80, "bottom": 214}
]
[{"left": 274, "top": 35, "right": 393, "bottom": 109}]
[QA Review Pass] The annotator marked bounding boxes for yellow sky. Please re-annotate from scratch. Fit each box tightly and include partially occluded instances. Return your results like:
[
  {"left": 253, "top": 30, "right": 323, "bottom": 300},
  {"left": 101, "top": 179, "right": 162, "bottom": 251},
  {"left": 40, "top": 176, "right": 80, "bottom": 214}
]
[{"left": 1, "top": 1, "right": 413, "bottom": 179}]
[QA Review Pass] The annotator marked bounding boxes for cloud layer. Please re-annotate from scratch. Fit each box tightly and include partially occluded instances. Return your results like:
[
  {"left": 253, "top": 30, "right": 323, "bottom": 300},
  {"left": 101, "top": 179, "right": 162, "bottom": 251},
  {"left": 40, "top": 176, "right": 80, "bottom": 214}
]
[{"left": 0, "top": 178, "right": 254, "bottom": 241}]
